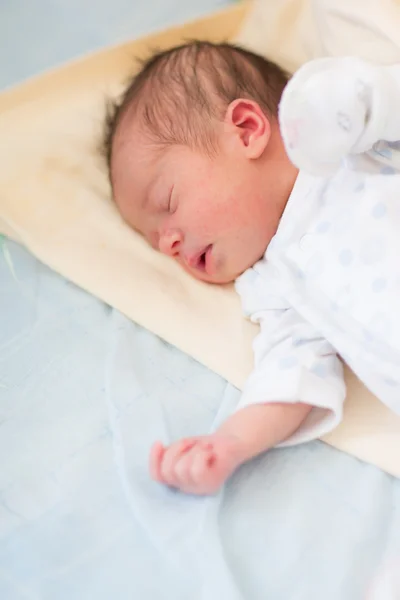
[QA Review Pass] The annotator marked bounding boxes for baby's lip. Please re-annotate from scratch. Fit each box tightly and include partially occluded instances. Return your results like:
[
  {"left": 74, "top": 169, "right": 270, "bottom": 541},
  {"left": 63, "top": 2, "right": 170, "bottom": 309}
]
[{"left": 185, "top": 245, "right": 212, "bottom": 272}]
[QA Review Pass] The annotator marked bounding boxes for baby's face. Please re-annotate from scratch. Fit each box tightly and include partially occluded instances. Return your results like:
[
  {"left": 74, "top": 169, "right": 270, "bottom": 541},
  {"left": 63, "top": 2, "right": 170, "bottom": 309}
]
[{"left": 113, "top": 109, "right": 296, "bottom": 283}]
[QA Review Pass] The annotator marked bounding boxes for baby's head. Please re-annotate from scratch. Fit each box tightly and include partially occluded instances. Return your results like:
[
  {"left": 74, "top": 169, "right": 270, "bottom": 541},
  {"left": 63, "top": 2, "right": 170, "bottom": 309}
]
[{"left": 105, "top": 41, "right": 297, "bottom": 283}]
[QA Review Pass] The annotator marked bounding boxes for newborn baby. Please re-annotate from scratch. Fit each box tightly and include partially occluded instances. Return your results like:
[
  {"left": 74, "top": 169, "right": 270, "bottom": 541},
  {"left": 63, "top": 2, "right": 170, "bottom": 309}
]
[{"left": 105, "top": 41, "right": 400, "bottom": 495}]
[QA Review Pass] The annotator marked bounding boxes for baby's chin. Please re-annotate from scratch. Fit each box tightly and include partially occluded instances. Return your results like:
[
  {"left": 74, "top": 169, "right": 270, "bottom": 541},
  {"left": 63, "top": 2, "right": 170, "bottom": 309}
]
[
  {"left": 197, "top": 272, "right": 236, "bottom": 285},
  {"left": 182, "top": 262, "right": 240, "bottom": 285}
]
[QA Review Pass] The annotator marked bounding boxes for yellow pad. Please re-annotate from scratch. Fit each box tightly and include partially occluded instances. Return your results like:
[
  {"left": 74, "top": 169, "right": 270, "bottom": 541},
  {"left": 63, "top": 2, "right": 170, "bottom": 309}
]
[{"left": 1, "top": 0, "right": 400, "bottom": 477}]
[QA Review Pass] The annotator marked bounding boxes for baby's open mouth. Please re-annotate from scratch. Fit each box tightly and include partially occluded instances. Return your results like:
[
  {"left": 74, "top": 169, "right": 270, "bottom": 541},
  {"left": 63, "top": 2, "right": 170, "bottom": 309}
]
[
  {"left": 188, "top": 245, "right": 212, "bottom": 272},
  {"left": 198, "top": 250, "right": 207, "bottom": 269}
]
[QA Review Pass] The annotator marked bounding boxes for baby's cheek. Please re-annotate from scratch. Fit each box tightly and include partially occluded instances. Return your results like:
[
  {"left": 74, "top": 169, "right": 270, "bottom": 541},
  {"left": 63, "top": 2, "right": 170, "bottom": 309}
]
[
  {"left": 148, "top": 230, "right": 160, "bottom": 250},
  {"left": 196, "top": 206, "right": 230, "bottom": 235}
]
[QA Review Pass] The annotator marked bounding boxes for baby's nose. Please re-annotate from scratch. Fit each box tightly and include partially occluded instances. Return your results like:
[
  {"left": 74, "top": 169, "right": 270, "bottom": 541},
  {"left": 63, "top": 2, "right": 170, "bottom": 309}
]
[{"left": 158, "top": 230, "right": 182, "bottom": 257}]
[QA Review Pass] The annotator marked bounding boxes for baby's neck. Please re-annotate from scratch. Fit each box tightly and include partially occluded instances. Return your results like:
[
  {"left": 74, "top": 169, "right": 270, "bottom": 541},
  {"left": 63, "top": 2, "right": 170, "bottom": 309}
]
[{"left": 263, "top": 123, "right": 299, "bottom": 215}]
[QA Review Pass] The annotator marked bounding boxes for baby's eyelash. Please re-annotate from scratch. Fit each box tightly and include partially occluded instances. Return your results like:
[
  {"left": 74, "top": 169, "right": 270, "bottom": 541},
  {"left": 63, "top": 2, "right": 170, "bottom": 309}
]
[{"left": 167, "top": 186, "right": 175, "bottom": 213}]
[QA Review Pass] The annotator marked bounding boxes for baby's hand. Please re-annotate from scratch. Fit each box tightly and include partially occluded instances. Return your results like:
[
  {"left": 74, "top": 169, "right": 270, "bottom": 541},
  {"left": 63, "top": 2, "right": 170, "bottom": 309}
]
[
  {"left": 149, "top": 434, "right": 245, "bottom": 495},
  {"left": 279, "top": 57, "right": 386, "bottom": 176}
]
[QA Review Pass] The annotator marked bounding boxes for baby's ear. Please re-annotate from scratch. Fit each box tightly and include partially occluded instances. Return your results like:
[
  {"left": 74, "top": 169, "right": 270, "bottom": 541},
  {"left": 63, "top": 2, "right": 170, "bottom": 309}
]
[{"left": 225, "top": 99, "right": 271, "bottom": 159}]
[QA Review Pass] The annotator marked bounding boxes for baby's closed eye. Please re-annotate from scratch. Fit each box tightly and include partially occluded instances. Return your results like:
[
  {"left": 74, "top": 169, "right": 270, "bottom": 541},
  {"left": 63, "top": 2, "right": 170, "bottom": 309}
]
[{"left": 167, "top": 185, "right": 177, "bottom": 214}]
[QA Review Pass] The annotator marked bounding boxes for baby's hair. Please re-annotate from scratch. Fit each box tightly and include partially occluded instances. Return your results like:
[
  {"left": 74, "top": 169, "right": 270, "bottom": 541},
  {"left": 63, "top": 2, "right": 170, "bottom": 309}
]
[{"left": 103, "top": 40, "right": 289, "bottom": 180}]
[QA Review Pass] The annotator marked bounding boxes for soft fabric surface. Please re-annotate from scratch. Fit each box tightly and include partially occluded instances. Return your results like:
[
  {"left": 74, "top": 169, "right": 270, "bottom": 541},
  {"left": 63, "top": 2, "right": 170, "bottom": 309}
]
[
  {"left": 0, "top": 0, "right": 231, "bottom": 90},
  {"left": 2, "top": 0, "right": 400, "bottom": 476},
  {"left": 5, "top": 2, "right": 400, "bottom": 599},
  {"left": 2, "top": 239, "right": 400, "bottom": 600},
  {"left": 3, "top": 3, "right": 400, "bottom": 598},
  {"left": 236, "top": 0, "right": 400, "bottom": 72}
]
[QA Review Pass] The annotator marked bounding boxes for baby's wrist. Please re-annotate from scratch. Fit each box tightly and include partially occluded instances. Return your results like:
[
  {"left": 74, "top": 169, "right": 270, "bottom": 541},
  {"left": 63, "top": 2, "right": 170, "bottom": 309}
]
[{"left": 214, "top": 429, "right": 267, "bottom": 464}]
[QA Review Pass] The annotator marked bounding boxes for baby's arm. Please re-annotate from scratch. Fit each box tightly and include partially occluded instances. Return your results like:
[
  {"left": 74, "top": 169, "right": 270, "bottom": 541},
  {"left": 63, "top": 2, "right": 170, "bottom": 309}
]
[
  {"left": 150, "top": 402, "right": 311, "bottom": 496},
  {"left": 218, "top": 401, "right": 311, "bottom": 461},
  {"left": 279, "top": 57, "right": 400, "bottom": 176},
  {"left": 150, "top": 270, "right": 345, "bottom": 496}
]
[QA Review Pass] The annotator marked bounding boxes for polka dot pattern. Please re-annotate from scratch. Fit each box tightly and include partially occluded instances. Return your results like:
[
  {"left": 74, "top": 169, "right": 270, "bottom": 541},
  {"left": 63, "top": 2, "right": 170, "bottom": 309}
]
[
  {"left": 371, "top": 203, "right": 387, "bottom": 219},
  {"left": 238, "top": 79, "right": 400, "bottom": 424},
  {"left": 339, "top": 248, "right": 353, "bottom": 266}
]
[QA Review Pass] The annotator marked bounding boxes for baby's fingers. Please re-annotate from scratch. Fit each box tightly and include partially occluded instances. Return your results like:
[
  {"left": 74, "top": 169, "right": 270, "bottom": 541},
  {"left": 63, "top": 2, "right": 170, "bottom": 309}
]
[
  {"left": 190, "top": 445, "right": 216, "bottom": 484},
  {"left": 149, "top": 441, "right": 166, "bottom": 483},
  {"left": 160, "top": 439, "right": 197, "bottom": 487}
]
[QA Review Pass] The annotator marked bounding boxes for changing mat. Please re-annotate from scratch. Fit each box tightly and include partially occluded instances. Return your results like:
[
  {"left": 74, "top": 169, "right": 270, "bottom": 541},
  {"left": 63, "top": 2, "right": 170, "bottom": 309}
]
[{"left": 2, "top": 0, "right": 400, "bottom": 476}]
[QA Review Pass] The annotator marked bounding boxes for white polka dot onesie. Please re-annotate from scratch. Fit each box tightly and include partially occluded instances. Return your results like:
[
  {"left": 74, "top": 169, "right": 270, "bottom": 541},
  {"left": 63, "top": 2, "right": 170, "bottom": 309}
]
[{"left": 235, "top": 57, "right": 400, "bottom": 446}]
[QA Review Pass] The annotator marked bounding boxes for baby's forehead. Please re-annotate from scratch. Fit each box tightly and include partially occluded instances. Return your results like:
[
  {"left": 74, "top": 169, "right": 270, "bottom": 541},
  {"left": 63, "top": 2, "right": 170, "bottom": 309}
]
[
  {"left": 111, "top": 123, "right": 156, "bottom": 209},
  {"left": 112, "top": 111, "right": 156, "bottom": 173}
]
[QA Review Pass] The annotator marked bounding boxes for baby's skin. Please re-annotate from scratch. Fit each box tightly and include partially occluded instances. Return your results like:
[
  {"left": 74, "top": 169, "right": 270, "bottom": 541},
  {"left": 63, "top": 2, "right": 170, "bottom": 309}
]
[{"left": 150, "top": 403, "right": 311, "bottom": 495}]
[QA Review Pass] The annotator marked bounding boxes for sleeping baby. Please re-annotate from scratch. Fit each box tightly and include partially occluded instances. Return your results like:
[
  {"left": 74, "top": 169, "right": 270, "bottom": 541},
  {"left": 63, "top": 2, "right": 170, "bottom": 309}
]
[{"left": 104, "top": 41, "right": 400, "bottom": 495}]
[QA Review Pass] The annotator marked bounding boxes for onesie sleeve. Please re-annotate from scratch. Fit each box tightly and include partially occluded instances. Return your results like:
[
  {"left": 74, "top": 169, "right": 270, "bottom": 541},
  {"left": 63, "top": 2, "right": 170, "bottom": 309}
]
[
  {"left": 350, "top": 62, "right": 400, "bottom": 151},
  {"left": 349, "top": 61, "right": 400, "bottom": 174},
  {"left": 279, "top": 56, "right": 400, "bottom": 176},
  {"left": 235, "top": 267, "right": 346, "bottom": 446}
]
